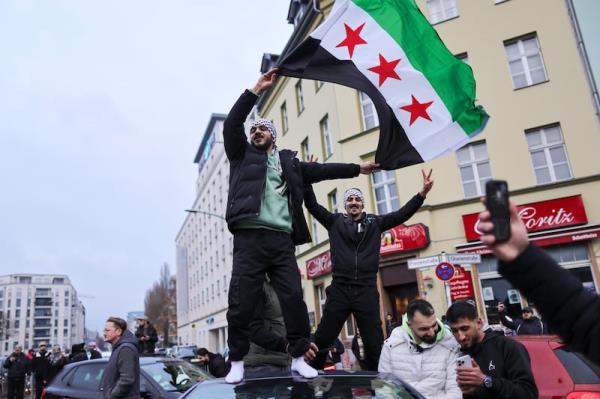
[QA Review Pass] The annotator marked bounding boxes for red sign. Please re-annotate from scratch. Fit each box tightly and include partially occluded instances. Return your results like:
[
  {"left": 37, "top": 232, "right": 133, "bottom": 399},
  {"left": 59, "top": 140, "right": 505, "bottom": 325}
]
[
  {"left": 306, "top": 250, "right": 332, "bottom": 279},
  {"left": 462, "top": 195, "right": 588, "bottom": 241},
  {"left": 380, "top": 223, "right": 430, "bottom": 255},
  {"left": 449, "top": 265, "right": 475, "bottom": 302}
]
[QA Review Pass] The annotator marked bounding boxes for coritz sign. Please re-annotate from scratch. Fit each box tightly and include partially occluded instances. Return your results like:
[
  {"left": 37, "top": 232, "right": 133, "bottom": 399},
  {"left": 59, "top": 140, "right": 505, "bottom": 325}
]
[
  {"left": 380, "top": 223, "right": 430, "bottom": 255},
  {"left": 462, "top": 195, "right": 588, "bottom": 241},
  {"left": 306, "top": 251, "right": 332, "bottom": 279}
]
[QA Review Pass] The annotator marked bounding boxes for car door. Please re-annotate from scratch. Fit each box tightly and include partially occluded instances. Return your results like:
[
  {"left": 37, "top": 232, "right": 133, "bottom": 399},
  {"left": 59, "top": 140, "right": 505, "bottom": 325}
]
[{"left": 64, "top": 363, "right": 105, "bottom": 399}]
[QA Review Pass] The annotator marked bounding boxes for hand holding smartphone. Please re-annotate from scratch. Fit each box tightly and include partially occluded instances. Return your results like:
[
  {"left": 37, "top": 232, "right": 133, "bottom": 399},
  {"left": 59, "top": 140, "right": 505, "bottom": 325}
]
[{"left": 485, "top": 180, "right": 511, "bottom": 243}]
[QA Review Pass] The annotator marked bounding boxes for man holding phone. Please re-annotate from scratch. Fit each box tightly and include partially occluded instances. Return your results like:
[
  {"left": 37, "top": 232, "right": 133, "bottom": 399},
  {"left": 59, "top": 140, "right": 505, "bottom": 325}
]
[{"left": 446, "top": 301, "right": 537, "bottom": 398}]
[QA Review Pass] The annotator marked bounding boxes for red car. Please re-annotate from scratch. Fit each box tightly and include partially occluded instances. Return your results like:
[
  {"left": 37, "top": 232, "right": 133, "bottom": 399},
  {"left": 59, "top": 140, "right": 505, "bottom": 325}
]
[{"left": 513, "top": 335, "right": 600, "bottom": 399}]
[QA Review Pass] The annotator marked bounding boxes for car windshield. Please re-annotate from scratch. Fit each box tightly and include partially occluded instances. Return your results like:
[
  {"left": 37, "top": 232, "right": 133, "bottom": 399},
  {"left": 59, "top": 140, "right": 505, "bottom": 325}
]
[
  {"left": 185, "top": 373, "right": 422, "bottom": 398},
  {"left": 142, "top": 360, "right": 210, "bottom": 392},
  {"left": 177, "top": 347, "right": 197, "bottom": 357}
]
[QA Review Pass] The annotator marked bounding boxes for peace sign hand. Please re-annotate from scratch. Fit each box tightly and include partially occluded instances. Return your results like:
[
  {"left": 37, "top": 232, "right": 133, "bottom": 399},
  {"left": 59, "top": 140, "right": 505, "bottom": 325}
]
[{"left": 419, "top": 169, "right": 434, "bottom": 197}]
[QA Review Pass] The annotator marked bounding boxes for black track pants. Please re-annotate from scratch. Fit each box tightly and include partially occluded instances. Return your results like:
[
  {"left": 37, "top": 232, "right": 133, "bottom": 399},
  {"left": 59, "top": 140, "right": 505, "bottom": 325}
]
[
  {"left": 311, "top": 282, "right": 384, "bottom": 371},
  {"left": 227, "top": 229, "right": 310, "bottom": 361}
]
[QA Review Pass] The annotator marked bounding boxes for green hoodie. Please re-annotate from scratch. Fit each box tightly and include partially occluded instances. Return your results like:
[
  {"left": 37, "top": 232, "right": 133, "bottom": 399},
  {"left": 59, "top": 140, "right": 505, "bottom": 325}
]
[{"left": 401, "top": 313, "right": 446, "bottom": 348}]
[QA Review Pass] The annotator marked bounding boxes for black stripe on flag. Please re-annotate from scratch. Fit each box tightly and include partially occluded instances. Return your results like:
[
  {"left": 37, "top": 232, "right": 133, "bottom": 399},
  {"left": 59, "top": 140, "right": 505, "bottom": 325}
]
[{"left": 278, "top": 37, "right": 423, "bottom": 170}]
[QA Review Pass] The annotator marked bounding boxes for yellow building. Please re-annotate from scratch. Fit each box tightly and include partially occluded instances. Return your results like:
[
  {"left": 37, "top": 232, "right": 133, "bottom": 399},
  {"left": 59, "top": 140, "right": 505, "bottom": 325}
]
[{"left": 258, "top": 0, "right": 600, "bottom": 336}]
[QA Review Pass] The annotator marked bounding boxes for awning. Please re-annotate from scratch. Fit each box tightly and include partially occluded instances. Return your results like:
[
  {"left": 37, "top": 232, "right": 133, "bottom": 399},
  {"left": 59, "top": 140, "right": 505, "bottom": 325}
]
[{"left": 455, "top": 224, "right": 600, "bottom": 254}]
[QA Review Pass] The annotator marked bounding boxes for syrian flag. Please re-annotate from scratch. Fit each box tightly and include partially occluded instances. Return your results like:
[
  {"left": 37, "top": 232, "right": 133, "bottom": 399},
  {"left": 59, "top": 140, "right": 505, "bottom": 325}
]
[{"left": 278, "top": 0, "right": 489, "bottom": 169}]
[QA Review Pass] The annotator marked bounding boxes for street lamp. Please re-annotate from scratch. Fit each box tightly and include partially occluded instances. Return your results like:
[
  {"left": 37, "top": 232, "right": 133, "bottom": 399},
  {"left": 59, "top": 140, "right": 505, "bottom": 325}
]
[{"left": 185, "top": 209, "right": 226, "bottom": 220}]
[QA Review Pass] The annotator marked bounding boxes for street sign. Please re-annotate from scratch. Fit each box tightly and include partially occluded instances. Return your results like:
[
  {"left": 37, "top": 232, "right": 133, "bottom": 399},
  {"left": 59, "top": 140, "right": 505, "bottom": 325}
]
[
  {"left": 447, "top": 253, "right": 482, "bottom": 264},
  {"left": 407, "top": 255, "right": 440, "bottom": 269},
  {"left": 435, "top": 262, "right": 455, "bottom": 281}
]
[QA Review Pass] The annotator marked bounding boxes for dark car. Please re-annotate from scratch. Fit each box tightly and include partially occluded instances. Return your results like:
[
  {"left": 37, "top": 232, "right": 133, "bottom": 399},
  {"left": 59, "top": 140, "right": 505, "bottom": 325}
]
[
  {"left": 513, "top": 335, "right": 600, "bottom": 399},
  {"left": 181, "top": 370, "right": 425, "bottom": 399},
  {"left": 43, "top": 356, "right": 210, "bottom": 399}
]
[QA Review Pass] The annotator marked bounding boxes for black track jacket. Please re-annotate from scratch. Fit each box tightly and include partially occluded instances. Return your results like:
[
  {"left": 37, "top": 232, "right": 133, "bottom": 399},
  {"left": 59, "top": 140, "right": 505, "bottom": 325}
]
[
  {"left": 304, "top": 185, "right": 424, "bottom": 284},
  {"left": 463, "top": 331, "right": 537, "bottom": 399},
  {"left": 223, "top": 90, "right": 360, "bottom": 245},
  {"left": 499, "top": 244, "right": 600, "bottom": 365}
]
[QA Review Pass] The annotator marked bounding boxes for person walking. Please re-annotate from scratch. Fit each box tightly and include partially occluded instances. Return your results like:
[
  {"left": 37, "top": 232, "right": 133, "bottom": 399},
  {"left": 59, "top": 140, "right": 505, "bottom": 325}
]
[
  {"left": 100, "top": 317, "right": 140, "bottom": 399},
  {"left": 3, "top": 345, "right": 30, "bottom": 399},
  {"left": 44, "top": 345, "right": 67, "bottom": 386},
  {"left": 31, "top": 342, "right": 50, "bottom": 399},
  {"left": 478, "top": 199, "right": 600, "bottom": 364},
  {"left": 304, "top": 169, "right": 433, "bottom": 370},
  {"left": 222, "top": 68, "right": 378, "bottom": 383},
  {"left": 446, "top": 301, "right": 537, "bottom": 398},
  {"left": 378, "top": 299, "right": 461, "bottom": 398},
  {"left": 134, "top": 316, "right": 158, "bottom": 355}
]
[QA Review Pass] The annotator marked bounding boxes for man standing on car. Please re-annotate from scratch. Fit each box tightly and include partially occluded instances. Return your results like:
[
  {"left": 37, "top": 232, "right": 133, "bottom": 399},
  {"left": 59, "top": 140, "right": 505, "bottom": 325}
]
[
  {"left": 100, "top": 317, "right": 140, "bottom": 399},
  {"left": 134, "top": 316, "right": 158, "bottom": 355},
  {"left": 305, "top": 169, "right": 433, "bottom": 370},
  {"left": 223, "top": 68, "right": 378, "bottom": 383},
  {"left": 31, "top": 342, "right": 50, "bottom": 399},
  {"left": 3, "top": 344, "right": 30, "bottom": 399},
  {"left": 446, "top": 301, "right": 537, "bottom": 398}
]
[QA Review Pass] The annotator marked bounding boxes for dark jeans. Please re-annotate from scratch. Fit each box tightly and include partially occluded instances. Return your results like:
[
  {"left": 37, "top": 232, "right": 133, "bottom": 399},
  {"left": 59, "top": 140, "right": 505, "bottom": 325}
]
[
  {"left": 35, "top": 373, "right": 44, "bottom": 399},
  {"left": 227, "top": 229, "right": 310, "bottom": 361},
  {"left": 7, "top": 377, "right": 25, "bottom": 399},
  {"left": 311, "top": 282, "right": 384, "bottom": 371}
]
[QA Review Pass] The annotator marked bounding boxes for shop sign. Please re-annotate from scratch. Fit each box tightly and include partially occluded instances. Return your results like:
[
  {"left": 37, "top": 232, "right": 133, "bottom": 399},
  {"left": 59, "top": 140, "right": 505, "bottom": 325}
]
[
  {"left": 381, "top": 223, "right": 430, "bottom": 255},
  {"left": 449, "top": 265, "right": 475, "bottom": 302},
  {"left": 462, "top": 195, "right": 588, "bottom": 241},
  {"left": 306, "top": 250, "right": 332, "bottom": 279}
]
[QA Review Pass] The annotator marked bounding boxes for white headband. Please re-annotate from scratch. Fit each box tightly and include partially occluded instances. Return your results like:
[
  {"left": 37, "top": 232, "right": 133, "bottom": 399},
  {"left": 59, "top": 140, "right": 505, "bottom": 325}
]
[
  {"left": 251, "top": 118, "right": 277, "bottom": 140},
  {"left": 344, "top": 188, "right": 364, "bottom": 203}
]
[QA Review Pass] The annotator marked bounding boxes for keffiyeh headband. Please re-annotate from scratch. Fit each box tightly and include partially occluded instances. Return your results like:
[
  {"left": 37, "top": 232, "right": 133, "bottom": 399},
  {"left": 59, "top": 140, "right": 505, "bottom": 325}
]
[
  {"left": 344, "top": 188, "right": 364, "bottom": 203},
  {"left": 251, "top": 118, "right": 277, "bottom": 140}
]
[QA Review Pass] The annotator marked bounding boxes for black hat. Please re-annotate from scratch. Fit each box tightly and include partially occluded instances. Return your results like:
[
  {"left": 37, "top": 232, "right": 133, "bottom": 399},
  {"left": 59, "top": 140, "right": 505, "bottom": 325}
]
[{"left": 521, "top": 306, "right": 533, "bottom": 313}]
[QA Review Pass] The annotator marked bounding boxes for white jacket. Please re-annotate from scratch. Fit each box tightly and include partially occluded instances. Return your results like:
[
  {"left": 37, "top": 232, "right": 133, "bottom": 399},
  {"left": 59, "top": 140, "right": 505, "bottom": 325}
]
[{"left": 378, "top": 322, "right": 461, "bottom": 399}]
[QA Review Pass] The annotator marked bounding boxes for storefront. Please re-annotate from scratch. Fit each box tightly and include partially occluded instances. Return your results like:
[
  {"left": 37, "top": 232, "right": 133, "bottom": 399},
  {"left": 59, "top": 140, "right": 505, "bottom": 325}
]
[
  {"left": 456, "top": 194, "right": 600, "bottom": 324},
  {"left": 305, "top": 222, "right": 431, "bottom": 338}
]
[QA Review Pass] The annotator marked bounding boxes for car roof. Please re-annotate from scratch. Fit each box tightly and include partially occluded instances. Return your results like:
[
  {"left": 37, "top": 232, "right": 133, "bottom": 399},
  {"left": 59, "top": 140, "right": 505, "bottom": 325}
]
[{"left": 60, "top": 356, "right": 185, "bottom": 368}]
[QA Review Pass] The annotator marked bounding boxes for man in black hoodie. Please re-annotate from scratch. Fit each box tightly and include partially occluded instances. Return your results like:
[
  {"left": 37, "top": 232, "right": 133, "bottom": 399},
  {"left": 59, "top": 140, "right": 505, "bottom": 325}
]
[
  {"left": 31, "top": 342, "right": 50, "bottom": 399},
  {"left": 446, "top": 301, "right": 537, "bottom": 399},
  {"left": 304, "top": 169, "right": 433, "bottom": 370},
  {"left": 100, "top": 317, "right": 140, "bottom": 399},
  {"left": 497, "top": 304, "right": 545, "bottom": 335},
  {"left": 222, "top": 68, "right": 378, "bottom": 383},
  {"left": 3, "top": 344, "right": 30, "bottom": 399},
  {"left": 478, "top": 199, "right": 600, "bottom": 365},
  {"left": 194, "top": 348, "right": 229, "bottom": 378}
]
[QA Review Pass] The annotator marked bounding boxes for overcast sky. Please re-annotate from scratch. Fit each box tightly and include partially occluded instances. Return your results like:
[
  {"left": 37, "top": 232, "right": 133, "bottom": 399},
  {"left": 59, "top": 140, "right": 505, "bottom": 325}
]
[{"left": 0, "top": 1, "right": 292, "bottom": 333}]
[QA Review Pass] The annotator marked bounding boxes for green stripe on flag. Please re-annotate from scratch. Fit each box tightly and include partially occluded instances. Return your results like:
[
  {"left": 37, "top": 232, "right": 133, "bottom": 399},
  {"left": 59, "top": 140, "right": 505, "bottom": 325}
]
[{"left": 352, "top": 0, "right": 487, "bottom": 135}]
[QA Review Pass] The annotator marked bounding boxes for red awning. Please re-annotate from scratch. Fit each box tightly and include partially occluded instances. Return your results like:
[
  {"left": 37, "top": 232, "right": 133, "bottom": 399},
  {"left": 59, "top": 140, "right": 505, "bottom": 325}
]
[{"left": 455, "top": 224, "right": 600, "bottom": 254}]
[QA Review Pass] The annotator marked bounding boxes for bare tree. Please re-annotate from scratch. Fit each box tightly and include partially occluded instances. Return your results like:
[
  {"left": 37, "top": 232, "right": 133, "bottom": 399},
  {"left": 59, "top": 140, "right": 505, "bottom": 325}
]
[{"left": 144, "top": 263, "right": 177, "bottom": 347}]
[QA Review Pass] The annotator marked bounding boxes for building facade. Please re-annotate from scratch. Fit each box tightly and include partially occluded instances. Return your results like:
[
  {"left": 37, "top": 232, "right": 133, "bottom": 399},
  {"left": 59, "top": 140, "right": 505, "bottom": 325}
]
[
  {"left": 176, "top": 114, "right": 232, "bottom": 352},
  {"left": 257, "top": 0, "right": 600, "bottom": 337},
  {"left": 0, "top": 274, "right": 86, "bottom": 355}
]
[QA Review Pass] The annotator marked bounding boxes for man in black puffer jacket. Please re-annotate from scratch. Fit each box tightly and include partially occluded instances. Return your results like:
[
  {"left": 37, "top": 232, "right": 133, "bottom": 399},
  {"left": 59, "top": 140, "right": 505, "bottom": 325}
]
[
  {"left": 497, "top": 304, "right": 546, "bottom": 335},
  {"left": 222, "top": 68, "right": 378, "bottom": 384},
  {"left": 100, "top": 317, "right": 139, "bottom": 399},
  {"left": 304, "top": 169, "right": 433, "bottom": 370}
]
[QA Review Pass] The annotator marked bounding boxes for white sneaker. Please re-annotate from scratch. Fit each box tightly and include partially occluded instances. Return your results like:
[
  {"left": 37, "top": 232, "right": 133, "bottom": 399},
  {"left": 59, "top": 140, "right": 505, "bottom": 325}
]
[
  {"left": 291, "top": 356, "right": 318, "bottom": 378},
  {"left": 225, "top": 360, "right": 244, "bottom": 384}
]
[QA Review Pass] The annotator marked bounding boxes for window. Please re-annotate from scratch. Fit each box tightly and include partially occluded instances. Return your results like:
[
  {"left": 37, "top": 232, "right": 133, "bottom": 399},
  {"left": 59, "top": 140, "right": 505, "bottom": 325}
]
[
  {"left": 359, "top": 92, "right": 379, "bottom": 130},
  {"left": 69, "top": 364, "right": 105, "bottom": 390},
  {"left": 300, "top": 138, "right": 310, "bottom": 162},
  {"left": 371, "top": 170, "right": 400, "bottom": 214},
  {"left": 504, "top": 34, "right": 548, "bottom": 89},
  {"left": 279, "top": 101, "right": 288, "bottom": 134},
  {"left": 456, "top": 142, "right": 492, "bottom": 198},
  {"left": 316, "top": 284, "right": 327, "bottom": 320},
  {"left": 526, "top": 124, "right": 572, "bottom": 184},
  {"left": 295, "top": 80, "right": 305, "bottom": 114},
  {"left": 315, "top": 80, "right": 324, "bottom": 91},
  {"left": 311, "top": 216, "right": 320, "bottom": 244},
  {"left": 328, "top": 189, "right": 338, "bottom": 213},
  {"left": 426, "top": 0, "right": 458, "bottom": 24},
  {"left": 320, "top": 115, "right": 334, "bottom": 159},
  {"left": 345, "top": 315, "right": 357, "bottom": 337}
]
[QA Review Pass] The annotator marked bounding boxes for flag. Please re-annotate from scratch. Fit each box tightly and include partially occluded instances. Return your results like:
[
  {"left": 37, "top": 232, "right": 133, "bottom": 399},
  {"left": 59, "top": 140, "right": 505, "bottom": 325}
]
[{"left": 278, "top": 0, "right": 489, "bottom": 170}]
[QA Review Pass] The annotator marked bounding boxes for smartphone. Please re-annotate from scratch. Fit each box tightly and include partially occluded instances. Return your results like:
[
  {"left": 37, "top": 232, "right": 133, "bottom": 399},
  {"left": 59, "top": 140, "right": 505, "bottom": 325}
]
[
  {"left": 485, "top": 180, "right": 511, "bottom": 243},
  {"left": 456, "top": 354, "right": 473, "bottom": 368}
]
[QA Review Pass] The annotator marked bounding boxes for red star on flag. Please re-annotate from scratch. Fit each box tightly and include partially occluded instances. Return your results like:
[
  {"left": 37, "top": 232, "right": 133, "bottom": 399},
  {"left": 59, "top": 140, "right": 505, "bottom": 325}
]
[
  {"left": 336, "top": 23, "right": 368, "bottom": 58},
  {"left": 367, "top": 54, "right": 401, "bottom": 86},
  {"left": 400, "top": 95, "right": 434, "bottom": 126}
]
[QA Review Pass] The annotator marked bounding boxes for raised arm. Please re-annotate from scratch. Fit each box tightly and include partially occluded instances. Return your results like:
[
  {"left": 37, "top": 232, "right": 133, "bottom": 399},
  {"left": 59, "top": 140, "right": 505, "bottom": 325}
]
[
  {"left": 223, "top": 69, "right": 278, "bottom": 161},
  {"left": 304, "top": 184, "right": 335, "bottom": 229}
]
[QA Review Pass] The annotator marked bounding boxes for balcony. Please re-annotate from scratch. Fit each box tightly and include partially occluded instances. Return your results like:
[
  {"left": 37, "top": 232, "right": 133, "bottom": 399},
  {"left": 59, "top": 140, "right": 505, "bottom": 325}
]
[
  {"left": 35, "top": 289, "right": 52, "bottom": 298},
  {"left": 34, "top": 298, "right": 53, "bottom": 307},
  {"left": 34, "top": 320, "right": 52, "bottom": 328},
  {"left": 34, "top": 309, "right": 52, "bottom": 317},
  {"left": 33, "top": 329, "right": 51, "bottom": 338}
]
